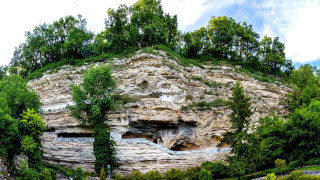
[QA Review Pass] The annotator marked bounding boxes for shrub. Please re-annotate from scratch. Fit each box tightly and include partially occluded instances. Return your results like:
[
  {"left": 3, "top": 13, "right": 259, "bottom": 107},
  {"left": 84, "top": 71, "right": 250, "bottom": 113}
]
[
  {"left": 290, "top": 170, "right": 303, "bottom": 180},
  {"left": 131, "top": 170, "right": 144, "bottom": 180},
  {"left": 114, "top": 173, "right": 124, "bottom": 180},
  {"left": 288, "top": 160, "right": 299, "bottom": 168},
  {"left": 22, "top": 168, "right": 39, "bottom": 180},
  {"left": 100, "top": 167, "right": 106, "bottom": 180},
  {"left": 185, "top": 166, "right": 201, "bottom": 180},
  {"left": 144, "top": 170, "right": 163, "bottom": 180},
  {"left": 164, "top": 168, "right": 184, "bottom": 180},
  {"left": 199, "top": 169, "right": 213, "bottom": 180},
  {"left": 39, "top": 168, "right": 52, "bottom": 180},
  {"left": 265, "top": 173, "right": 276, "bottom": 180},
  {"left": 200, "top": 161, "right": 228, "bottom": 178},
  {"left": 185, "top": 94, "right": 193, "bottom": 101},
  {"left": 48, "top": 169, "right": 57, "bottom": 180},
  {"left": 74, "top": 166, "right": 83, "bottom": 180},
  {"left": 275, "top": 159, "right": 287, "bottom": 168},
  {"left": 19, "top": 159, "right": 29, "bottom": 174}
]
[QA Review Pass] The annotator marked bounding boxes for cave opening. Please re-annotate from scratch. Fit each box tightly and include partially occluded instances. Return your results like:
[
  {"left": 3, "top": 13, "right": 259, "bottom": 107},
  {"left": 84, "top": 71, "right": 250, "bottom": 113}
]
[{"left": 58, "top": 133, "right": 93, "bottom": 138}]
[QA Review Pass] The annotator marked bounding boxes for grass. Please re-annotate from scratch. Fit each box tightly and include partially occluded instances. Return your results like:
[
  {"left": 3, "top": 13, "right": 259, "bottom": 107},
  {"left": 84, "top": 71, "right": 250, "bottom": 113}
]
[
  {"left": 182, "top": 99, "right": 228, "bottom": 111},
  {"left": 298, "top": 165, "right": 320, "bottom": 171},
  {"left": 25, "top": 44, "right": 291, "bottom": 88},
  {"left": 112, "top": 94, "right": 140, "bottom": 106}
]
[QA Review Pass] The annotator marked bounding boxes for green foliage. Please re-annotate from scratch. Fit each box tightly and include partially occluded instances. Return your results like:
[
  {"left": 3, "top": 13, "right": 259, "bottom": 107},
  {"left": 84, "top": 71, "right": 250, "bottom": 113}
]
[
  {"left": 100, "top": 167, "right": 107, "bottom": 180},
  {"left": 21, "top": 136, "right": 38, "bottom": 156},
  {"left": 74, "top": 166, "right": 84, "bottom": 180},
  {"left": 39, "top": 169, "right": 52, "bottom": 180},
  {"left": 20, "top": 109, "right": 46, "bottom": 142},
  {"left": 21, "top": 168, "right": 40, "bottom": 180},
  {"left": 185, "top": 94, "right": 193, "bottom": 101},
  {"left": 228, "top": 82, "right": 253, "bottom": 131},
  {"left": 70, "top": 66, "right": 117, "bottom": 174},
  {"left": 290, "top": 170, "right": 303, "bottom": 180},
  {"left": 275, "top": 159, "right": 287, "bottom": 168},
  {"left": 185, "top": 166, "right": 201, "bottom": 180},
  {"left": 0, "top": 75, "right": 41, "bottom": 118},
  {"left": 164, "top": 168, "right": 184, "bottom": 180},
  {"left": 265, "top": 173, "right": 276, "bottom": 180},
  {"left": 131, "top": 170, "right": 144, "bottom": 180},
  {"left": 114, "top": 173, "right": 124, "bottom": 180},
  {"left": 200, "top": 161, "right": 229, "bottom": 179},
  {"left": 70, "top": 66, "right": 116, "bottom": 126},
  {"left": 0, "top": 98, "right": 18, "bottom": 156},
  {"left": 219, "top": 82, "right": 258, "bottom": 178},
  {"left": 0, "top": 65, "right": 7, "bottom": 80},
  {"left": 186, "top": 99, "right": 227, "bottom": 110},
  {"left": 144, "top": 170, "right": 163, "bottom": 180},
  {"left": 93, "top": 127, "right": 116, "bottom": 174},
  {"left": 11, "top": 15, "right": 94, "bottom": 74},
  {"left": 199, "top": 169, "right": 213, "bottom": 180}
]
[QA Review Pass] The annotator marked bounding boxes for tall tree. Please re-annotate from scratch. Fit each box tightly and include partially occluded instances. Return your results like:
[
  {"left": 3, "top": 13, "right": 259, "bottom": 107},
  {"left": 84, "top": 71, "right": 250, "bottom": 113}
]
[
  {"left": 70, "top": 66, "right": 117, "bottom": 174},
  {"left": 219, "top": 82, "right": 257, "bottom": 179}
]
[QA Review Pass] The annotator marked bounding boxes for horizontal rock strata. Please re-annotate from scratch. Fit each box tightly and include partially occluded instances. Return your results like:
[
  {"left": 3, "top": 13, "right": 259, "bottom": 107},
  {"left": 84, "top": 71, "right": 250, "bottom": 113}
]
[{"left": 28, "top": 52, "right": 291, "bottom": 175}]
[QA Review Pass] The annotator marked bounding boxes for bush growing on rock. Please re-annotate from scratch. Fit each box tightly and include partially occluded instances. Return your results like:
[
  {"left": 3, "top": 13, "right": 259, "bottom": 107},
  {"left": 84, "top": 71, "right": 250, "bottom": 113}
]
[
  {"left": 199, "top": 169, "right": 213, "bottom": 180},
  {"left": 265, "top": 173, "right": 276, "bottom": 180},
  {"left": 74, "top": 166, "right": 84, "bottom": 180},
  {"left": 185, "top": 166, "right": 201, "bottom": 180},
  {"left": 164, "top": 168, "right": 184, "bottom": 180},
  {"left": 39, "top": 168, "right": 52, "bottom": 180},
  {"left": 131, "top": 170, "right": 144, "bottom": 180},
  {"left": 22, "top": 168, "right": 39, "bottom": 180},
  {"left": 275, "top": 159, "right": 287, "bottom": 168},
  {"left": 144, "top": 170, "right": 163, "bottom": 180},
  {"left": 100, "top": 167, "right": 106, "bottom": 180},
  {"left": 200, "top": 161, "right": 229, "bottom": 178}
]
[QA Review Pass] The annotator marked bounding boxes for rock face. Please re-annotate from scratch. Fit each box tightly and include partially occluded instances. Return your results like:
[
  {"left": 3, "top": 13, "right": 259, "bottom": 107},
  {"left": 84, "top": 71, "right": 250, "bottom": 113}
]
[{"left": 28, "top": 52, "right": 290, "bottom": 176}]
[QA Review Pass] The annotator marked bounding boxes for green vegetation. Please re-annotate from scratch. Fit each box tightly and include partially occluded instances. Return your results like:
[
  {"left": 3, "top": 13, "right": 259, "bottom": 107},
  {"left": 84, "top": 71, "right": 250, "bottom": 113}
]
[
  {"left": 182, "top": 99, "right": 227, "bottom": 111},
  {"left": 3, "top": 0, "right": 320, "bottom": 179},
  {"left": 9, "top": 0, "right": 293, "bottom": 81},
  {"left": 69, "top": 66, "right": 117, "bottom": 174}
]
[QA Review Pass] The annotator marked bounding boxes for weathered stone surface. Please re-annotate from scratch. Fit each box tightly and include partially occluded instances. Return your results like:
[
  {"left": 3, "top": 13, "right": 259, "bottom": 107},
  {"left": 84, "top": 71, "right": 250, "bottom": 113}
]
[{"left": 28, "top": 52, "right": 291, "bottom": 176}]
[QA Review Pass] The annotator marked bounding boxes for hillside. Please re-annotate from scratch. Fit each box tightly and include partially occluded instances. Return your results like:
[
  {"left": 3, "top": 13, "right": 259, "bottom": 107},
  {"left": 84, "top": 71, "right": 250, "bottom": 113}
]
[{"left": 27, "top": 50, "right": 291, "bottom": 175}]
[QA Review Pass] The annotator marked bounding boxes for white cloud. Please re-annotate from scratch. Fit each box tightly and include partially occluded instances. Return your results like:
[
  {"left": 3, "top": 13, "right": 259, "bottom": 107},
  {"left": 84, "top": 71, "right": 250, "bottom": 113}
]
[{"left": 253, "top": 0, "right": 320, "bottom": 63}]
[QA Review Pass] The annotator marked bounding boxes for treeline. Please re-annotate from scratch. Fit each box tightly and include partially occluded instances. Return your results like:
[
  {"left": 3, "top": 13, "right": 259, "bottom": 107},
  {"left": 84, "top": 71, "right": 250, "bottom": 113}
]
[{"left": 9, "top": 0, "right": 293, "bottom": 77}]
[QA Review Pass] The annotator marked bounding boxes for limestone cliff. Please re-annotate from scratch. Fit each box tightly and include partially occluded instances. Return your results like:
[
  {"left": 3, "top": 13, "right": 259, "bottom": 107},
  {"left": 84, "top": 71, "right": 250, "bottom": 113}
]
[{"left": 28, "top": 52, "right": 290, "bottom": 175}]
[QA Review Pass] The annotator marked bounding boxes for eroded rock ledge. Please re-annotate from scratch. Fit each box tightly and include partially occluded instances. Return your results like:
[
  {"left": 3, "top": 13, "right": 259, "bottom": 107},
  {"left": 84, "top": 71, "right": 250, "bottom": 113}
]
[{"left": 28, "top": 52, "right": 290, "bottom": 175}]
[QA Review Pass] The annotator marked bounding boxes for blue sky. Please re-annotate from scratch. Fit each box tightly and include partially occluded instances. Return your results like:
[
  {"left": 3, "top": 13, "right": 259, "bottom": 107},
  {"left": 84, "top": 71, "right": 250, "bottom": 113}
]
[{"left": 1, "top": 0, "right": 320, "bottom": 68}]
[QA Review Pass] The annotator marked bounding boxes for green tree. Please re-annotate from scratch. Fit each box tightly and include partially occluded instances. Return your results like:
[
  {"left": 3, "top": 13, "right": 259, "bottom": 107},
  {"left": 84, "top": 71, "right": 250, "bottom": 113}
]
[
  {"left": 258, "top": 36, "right": 289, "bottom": 74},
  {"left": 286, "top": 100, "right": 320, "bottom": 161},
  {"left": 219, "top": 82, "right": 257, "bottom": 179},
  {"left": 0, "top": 97, "right": 18, "bottom": 156},
  {"left": 0, "top": 75, "right": 41, "bottom": 119},
  {"left": 100, "top": 167, "right": 107, "bottom": 180},
  {"left": 19, "top": 109, "right": 46, "bottom": 167},
  {"left": 70, "top": 66, "right": 117, "bottom": 174},
  {"left": 208, "top": 16, "right": 237, "bottom": 59},
  {"left": 255, "top": 116, "right": 287, "bottom": 165}
]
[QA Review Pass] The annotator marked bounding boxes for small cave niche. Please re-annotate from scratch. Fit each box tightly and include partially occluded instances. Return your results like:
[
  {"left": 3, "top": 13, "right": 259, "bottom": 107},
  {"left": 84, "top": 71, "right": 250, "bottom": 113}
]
[
  {"left": 138, "top": 80, "right": 149, "bottom": 89},
  {"left": 122, "top": 132, "right": 154, "bottom": 141},
  {"left": 58, "top": 133, "right": 93, "bottom": 138},
  {"left": 45, "top": 127, "right": 55, "bottom": 132},
  {"left": 170, "top": 142, "right": 199, "bottom": 151}
]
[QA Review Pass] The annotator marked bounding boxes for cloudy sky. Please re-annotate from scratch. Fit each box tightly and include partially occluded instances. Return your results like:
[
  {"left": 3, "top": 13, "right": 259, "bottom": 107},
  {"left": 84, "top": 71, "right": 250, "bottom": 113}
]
[{"left": 1, "top": 0, "right": 320, "bottom": 67}]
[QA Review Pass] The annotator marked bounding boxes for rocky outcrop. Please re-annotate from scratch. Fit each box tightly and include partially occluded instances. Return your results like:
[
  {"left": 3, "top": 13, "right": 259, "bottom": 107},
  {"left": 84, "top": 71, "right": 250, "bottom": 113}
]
[{"left": 28, "top": 52, "right": 291, "bottom": 175}]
